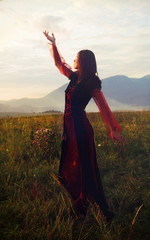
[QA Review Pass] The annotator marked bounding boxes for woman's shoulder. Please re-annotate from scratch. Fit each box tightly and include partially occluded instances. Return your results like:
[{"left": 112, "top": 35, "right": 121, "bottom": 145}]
[
  {"left": 69, "top": 71, "right": 79, "bottom": 81},
  {"left": 92, "top": 75, "right": 102, "bottom": 90}
]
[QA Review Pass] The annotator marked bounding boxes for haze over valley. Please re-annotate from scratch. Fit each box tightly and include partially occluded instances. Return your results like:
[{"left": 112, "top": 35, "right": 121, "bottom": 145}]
[{"left": 0, "top": 75, "right": 149, "bottom": 114}]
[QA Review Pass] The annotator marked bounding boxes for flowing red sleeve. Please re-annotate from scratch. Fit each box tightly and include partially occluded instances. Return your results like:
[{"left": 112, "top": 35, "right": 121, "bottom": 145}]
[
  {"left": 92, "top": 88, "right": 121, "bottom": 137},
  {"left": 47, "top": 43, "right": 73, "bottom": 78}
]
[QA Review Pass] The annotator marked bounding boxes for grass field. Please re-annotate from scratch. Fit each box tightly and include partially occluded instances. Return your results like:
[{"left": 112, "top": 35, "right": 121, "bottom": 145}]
[{"left": 0, "top": 111, "right": 150, "bottom": 240}]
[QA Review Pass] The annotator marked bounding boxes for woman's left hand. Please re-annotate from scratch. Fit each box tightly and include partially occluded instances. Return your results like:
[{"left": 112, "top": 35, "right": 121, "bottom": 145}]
[
  {"left": 110, "top": 130, "right": 125, "bottom": 145},
  {"left": 43, "top": 31, "right": 56, "bottom": 45}
]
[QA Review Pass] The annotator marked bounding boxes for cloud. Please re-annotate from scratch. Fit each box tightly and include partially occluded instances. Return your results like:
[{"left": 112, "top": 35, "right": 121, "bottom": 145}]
[
  {"left": 32, "top": 14, "right": 63, "bottom": 32},
  {"left": 0, "top": 0, "right": 150, "bottom": 101}
]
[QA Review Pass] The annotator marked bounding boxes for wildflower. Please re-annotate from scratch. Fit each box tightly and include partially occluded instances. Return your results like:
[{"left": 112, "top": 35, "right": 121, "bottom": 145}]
[{"left": 31, "top": 127, "right": 58, "bottom": 159}]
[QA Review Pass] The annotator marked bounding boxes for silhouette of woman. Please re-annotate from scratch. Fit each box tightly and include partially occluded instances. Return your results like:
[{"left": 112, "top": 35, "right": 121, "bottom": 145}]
[{"left": 43, "top": 31, "right": 125, "bottom": 221}]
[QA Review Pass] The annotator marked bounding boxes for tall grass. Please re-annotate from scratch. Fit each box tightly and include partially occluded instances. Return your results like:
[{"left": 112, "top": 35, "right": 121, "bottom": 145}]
[{"left": 0, "top": 112, "right": 150, "bottom": 239}]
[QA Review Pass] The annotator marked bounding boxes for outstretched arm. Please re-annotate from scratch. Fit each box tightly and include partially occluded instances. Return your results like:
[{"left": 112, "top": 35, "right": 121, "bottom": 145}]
[
  {"left": 43, "top": 31, "right": 73, "bottom": 78},
  {"left": 92, "top": 88, "right": 125, "bottom": 145}
]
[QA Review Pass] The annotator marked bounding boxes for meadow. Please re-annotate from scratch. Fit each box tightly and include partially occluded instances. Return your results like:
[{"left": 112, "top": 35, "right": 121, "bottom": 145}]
[{"left": 0, "top": 111, "right": 150, "bottom": 240}]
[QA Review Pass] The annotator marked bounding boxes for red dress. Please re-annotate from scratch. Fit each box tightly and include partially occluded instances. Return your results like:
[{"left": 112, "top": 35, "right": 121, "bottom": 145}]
[{"left": 50, "top": 44, "right": 121, "bottom": 217}]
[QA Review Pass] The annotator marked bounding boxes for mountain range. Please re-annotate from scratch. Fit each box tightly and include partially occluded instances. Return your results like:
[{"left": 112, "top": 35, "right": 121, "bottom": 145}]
[{"left": 0, "top": 75, "right": 150, "bottom": 113}]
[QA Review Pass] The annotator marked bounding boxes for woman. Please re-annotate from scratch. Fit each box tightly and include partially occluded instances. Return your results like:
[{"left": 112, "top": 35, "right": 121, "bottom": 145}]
[{"left": 43, "top": 31, "right": 125, "bottom": 221}]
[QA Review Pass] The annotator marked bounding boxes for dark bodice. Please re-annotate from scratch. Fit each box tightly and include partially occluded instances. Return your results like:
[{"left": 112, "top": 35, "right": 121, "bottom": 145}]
[{"left": 65, "top": 72, "right": 101, "bottom": 118}]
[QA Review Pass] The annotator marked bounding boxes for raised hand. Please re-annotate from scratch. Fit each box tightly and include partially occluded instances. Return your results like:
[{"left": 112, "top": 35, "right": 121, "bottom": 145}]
[{"left": 43, "top": 31, "right": 56, "bottom": 45}]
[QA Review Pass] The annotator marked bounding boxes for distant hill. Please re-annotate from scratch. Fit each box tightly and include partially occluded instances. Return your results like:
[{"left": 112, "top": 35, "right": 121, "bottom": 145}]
[
  {"left": 0, "top": 75, "right": 150, "bottom": 113},
  {"left": 101, "top": 75, "right": 150, "bottom": 106}
]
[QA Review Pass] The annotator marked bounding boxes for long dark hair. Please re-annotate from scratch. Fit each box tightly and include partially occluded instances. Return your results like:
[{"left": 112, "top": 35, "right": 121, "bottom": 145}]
[
  {"left": 76, "top": 49, "right": 101, "bottom": 91},
  {"left": 78, "top": 49, "right": 98, "bottom": 79}
]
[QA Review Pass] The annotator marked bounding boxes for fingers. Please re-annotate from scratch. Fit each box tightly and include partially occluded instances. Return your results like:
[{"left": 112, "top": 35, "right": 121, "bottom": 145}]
[
  {"left": 43, "top": 31, "right": 55, "bottom": 43},
  {"left": 113, "top": 139, "right": 124, "bottom": 146},
  {"left": 43, "top": 30, "right": 49, "bottom": 38},
  {"left": 113, "top": 135, "right": 125, "bottom": 146},
  {"left": 43, "top": 31, "right": 48, "bottom": 37},
  {"left": 119, "top": 137, "right": 125, "bottom": 146}
]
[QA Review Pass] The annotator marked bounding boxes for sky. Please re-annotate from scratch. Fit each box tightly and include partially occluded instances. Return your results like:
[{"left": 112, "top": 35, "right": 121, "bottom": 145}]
[{"left": 0, "top": 0, "right": 150, "bottom": 100}]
